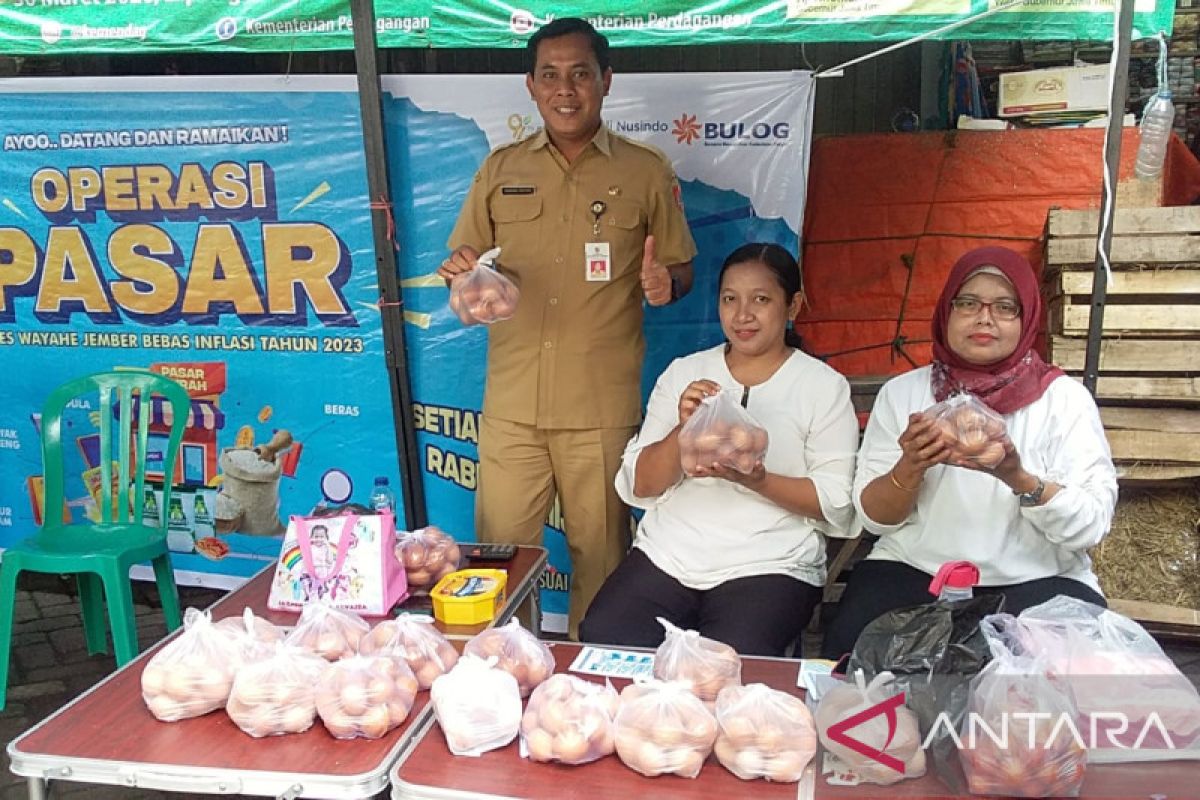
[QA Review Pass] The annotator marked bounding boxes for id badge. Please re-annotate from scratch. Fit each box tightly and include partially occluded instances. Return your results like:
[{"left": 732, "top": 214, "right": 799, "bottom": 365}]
[{"left": 585, "top": 242, "right": 611, "bottom": 282}]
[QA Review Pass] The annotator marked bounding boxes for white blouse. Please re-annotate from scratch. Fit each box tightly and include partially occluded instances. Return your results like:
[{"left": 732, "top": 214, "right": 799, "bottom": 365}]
[
  {"left": 854, "top": 367, "right": 1118, "bottom": 591},
  {"left": 616, "top": 345, "right": 860, "bottom": 589}
]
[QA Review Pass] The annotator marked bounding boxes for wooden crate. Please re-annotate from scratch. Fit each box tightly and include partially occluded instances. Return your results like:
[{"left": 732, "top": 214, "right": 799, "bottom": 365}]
[{"left": 1044, "top": 206, "right": 1200, "bottom": 411}]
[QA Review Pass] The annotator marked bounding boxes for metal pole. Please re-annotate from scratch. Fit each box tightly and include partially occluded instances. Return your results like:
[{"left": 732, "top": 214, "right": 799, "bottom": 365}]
[
  {"left": 349, "top": 0, "right": 427, "bottom": 528},
  {"left": 1083, "top": 0, "right": 1136, "bottom": 396}
]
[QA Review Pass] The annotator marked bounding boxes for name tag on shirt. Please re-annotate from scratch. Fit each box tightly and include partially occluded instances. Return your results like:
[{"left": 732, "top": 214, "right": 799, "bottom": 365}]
[
  {"left": 585, "top": 242, "right": 611, "bottom": 282},
  {"left": 501, "top": 185, "right": 536, "bottom": 195}
]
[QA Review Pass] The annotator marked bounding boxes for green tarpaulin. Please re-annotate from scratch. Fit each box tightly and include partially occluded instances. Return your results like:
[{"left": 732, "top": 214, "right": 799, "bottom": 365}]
[{"left": 0, "top": 0, "right": 1175, "bottom": 55}]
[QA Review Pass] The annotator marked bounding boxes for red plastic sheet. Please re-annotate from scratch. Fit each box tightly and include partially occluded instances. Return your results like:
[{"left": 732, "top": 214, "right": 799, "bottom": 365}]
[{"left": 798, "top": 129, "right": 1200, "bottom": 378}]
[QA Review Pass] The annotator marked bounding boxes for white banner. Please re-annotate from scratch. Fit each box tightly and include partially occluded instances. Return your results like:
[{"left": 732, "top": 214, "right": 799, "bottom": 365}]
[{"left": 385, "top": 71, "right": 815, "bottom": 234}]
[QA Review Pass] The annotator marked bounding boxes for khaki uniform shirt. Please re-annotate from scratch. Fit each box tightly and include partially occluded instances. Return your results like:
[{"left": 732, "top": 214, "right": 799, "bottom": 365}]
[{"left": 449, "top": 125, "right": 697, "bottom": 430}]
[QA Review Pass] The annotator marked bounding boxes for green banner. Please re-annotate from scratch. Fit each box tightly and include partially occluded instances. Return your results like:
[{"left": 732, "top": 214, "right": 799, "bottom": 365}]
[{"left": 0, "top": 0, "right": 1174, "bottom": 54}]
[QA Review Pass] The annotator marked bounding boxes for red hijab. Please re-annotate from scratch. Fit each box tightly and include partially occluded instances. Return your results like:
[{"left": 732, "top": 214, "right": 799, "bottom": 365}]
[{"left": 931, "top": 247, "right": 1064, "bottom": 415}]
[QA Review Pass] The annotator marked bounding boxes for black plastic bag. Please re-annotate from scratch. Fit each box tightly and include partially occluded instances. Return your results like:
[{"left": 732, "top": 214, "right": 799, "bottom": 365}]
[{"left": 846, "top": 594, "right": 1004, "bottom": 792}]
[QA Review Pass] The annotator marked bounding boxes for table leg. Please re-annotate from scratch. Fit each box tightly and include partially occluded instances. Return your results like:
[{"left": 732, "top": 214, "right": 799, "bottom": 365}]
[{"left": 25, "top": 777, "right": 47, "bottom": 800}]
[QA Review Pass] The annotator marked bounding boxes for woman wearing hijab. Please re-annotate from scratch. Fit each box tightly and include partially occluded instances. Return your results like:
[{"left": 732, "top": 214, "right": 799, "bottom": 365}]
[
  {"left": 821, "top": 246, "right": 1117, "bottom": 660},
  {"left": 580, "top": 243, "right": 859, "bottom": 657}
]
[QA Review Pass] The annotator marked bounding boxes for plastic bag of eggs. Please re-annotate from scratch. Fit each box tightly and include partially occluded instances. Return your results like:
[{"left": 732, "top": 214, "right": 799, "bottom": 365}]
[
  {"left": 924, "top": 393, "right": 1008, "bottom": 469},
  {"left": 652, "top": 617, "right": 742, "bottom": 707},
  {"left": 677, "top": 391, "right": 769, "bottom": 475},
  {"left": 520, "top": 674, "right": 620, "bottom": 765},
  {"left": 227, "top": 643, "right": 331, "bottom": 737},
  {"left": 315, "top": 653, "right": 419, "bottom": 740},
  {"left": 213, "top": 607, "right": 284, "bottom": 661},
  {"left": 358, "top": 614, "right": 460, "bottom": 690},
  {"left": 712, "top": 683, "right": 818, "bottom": 782},
  {"left": 284, "top": 600, "right": 369, "bottom": 661},
  {"left": 613, "top": 680, "right": 719, "bottom": 778},
  {"left": 394, "top": 526, "right": 463, "bottom": 590},
  {"left": 430, "top": 654, "right": 523, "bottom": 756},
  {"left": 142, "top": 607, "right": 246, "bottom": 721},
  {"left": 462, "top": 619, "right": 554, "bottom": 698},
  {"left": 447, "top": 249, "right": 519, "bottom": 326}
]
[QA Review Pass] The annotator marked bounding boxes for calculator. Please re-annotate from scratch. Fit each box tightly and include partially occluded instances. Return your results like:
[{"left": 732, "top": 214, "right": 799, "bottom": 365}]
[{"left": 463, "top": 543, "right": 517, "bottom": 561}]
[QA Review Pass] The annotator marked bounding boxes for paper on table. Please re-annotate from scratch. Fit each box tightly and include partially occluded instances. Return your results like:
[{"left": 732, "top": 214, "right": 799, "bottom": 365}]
[{"left": 568, "top": 646, "right": 655, "bottom": 680}]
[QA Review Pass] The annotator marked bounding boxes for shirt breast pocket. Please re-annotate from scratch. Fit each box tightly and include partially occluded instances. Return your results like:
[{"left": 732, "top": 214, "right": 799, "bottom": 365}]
[
  {"left": 491, "top": 194, "right": 542, "bottom": 234},
  {"left": 603, "top": 199, "right": 644, "bottom": 267}
]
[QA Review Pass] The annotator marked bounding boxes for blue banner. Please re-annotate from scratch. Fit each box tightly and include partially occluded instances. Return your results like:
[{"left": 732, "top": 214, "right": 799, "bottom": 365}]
[{"left": 0, "top": 76, "right": 401, "bottom": 588}]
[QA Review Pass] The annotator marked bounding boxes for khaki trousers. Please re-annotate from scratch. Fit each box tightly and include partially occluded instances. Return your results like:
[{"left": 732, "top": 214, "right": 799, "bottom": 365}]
[{"left": 476, "top": 416, "right": 636, "bottom": 640}]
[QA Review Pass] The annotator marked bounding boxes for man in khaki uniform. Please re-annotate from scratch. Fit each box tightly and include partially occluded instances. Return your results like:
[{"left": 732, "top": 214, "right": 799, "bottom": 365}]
[{"left": 438, "top": 17, "right": 696, "bottom": 638}]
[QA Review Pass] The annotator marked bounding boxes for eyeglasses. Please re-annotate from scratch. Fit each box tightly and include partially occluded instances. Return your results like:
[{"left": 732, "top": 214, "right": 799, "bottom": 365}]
[{"left": 951, "top": 295, "right": 1021, "bottom": 321}]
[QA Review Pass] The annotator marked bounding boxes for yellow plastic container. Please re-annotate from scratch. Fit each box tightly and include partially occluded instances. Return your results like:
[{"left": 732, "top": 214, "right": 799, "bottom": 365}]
[{"left": 430, "top": 568, "right": 508, "bottom": 625}]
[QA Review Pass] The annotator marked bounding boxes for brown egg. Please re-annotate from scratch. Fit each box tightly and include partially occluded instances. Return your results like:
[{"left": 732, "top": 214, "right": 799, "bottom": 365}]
[
  {"left": 525, "top": 728, "right": 555, "bottom": 762},
  {"left": 765, "top": 749, "right": 810, "bottom": 783},
  {"left": 145, "top": 694, "right": 179, "bottom": 721},
  {"left": 538, "top": 700, "right": 566, "bottom": 735},
  {"left": 366, "top": 676, "right": 393, "bottom": 704},
  {"left": 590, "top": 724, "right": 615, "bottom": 756},
  {"left": 555, "top": 730, "right": 591, "bottom": 763},
  {"left": 974, "top": 441, "right": 1006, "bottom": 468},
  {"left": 339, "top": 682, "right": 369, "bottom": 716},
  {"left": 396, "top": 673, "right": 419, "bottom": 698},
  {"left": 722, "top": 715, "right": 756, "bottom": 745},
  {"left": 324, "top": 717, "right": 358, "bottom": 739},
  {"left": 162, "top": 669, "right": 194, "bottom": 700},
  {"left": 678, "top": 749, "right": 706, "bottom": 778},
  {"left": 386, "top": 699, "right": 412, "bottom": 725},
  {"left": 713, "top": 736, "right": 739, "bottom": 769},
  {"left": 141, "top": 665, "right": 166, "bottom": 695},
  {"left": 638, "top": 741, "right": 668, "bottom": 775},
  {"left": 359, "top": 706, "right": 392, "bottom": 738},
  {"left": 734, "top": 748, "right": 764, "bottom": 778}
]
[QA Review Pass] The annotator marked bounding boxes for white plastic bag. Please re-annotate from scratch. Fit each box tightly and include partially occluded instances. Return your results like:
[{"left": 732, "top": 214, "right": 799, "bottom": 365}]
[
  {"left": 430, "top": 653, "right": 522, "bottom": 756},
  {"left": 283, "top": 599, "right": 369, "bottom": 660},
  {"left": 226, "top": 642, "right": 330, "bottom": 737},
  {"left": 923, "top": 393, "right": 1007, "bottom": 468},
  {"left": 614, "top": 679, "right": 718, "bottom": 778},
  {"left": 141, "top": 607, "right": 245, "bottom": 721},
  {"left": 960, "top": 618, "right": 1086, "bottom": 797},
  {"left": 997, "top": 596, "right": 1200, "bottom": 762},
  {"left": 652, "top": 617, "right": 742, "bottom": 706},
  {"left": 815, "top": 670, "right": 926, "bottom": 785},
  {"left": 358, "top": 613, "right": 460, "bottom": 689},
  {"left": 520, "top": 674, "right": 619, "bottom": 765},
  {"left": 314, "top": 653, "right": 419, "bottom": 739},
  {"left": 463, "top": 618, "right": 554, "bottom": 698},
  {"left": 713, "top": 683, "right": 818, "bottom": 782},
  {"left": 677, "top": 390, "right": 769, "bottom": 475},
  {"left": 448, "top": 247, "right": 519, "bottom": 325}
]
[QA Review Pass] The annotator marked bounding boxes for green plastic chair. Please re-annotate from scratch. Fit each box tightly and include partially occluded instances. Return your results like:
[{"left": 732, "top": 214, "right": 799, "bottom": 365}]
[{"left": 0, "top": 370, "right": 191, "bottom": 710}]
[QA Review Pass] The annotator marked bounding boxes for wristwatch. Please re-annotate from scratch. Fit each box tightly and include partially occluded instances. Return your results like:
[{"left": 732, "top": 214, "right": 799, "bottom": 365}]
[{"left": 1016, "top": 476, "right": 1046, "bottom": 507}]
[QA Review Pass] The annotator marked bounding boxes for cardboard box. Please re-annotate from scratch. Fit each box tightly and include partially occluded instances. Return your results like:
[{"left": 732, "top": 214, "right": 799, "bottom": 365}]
[{"left": 998, "top": 64, "right": 1111, "bottom": 117}]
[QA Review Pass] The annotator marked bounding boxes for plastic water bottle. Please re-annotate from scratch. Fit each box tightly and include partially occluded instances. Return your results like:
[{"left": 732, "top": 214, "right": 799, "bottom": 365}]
[
  {"left": 1134, "top": 91, "right": 1176, "bottom": 179},
  {"left": 369, "top": 476, "right": 396, "bottom": 514},
  {"left": 929, "top": 560, "right": 979, "bottom": 603}
]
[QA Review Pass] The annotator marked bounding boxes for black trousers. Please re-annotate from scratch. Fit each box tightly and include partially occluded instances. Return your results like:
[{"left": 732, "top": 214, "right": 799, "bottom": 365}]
[
  {"left": 820, "top": 559, "right": 1107, "bottom": 660},
  {"left": 579, "top": 547, "right": 823, "bottom": 658}
]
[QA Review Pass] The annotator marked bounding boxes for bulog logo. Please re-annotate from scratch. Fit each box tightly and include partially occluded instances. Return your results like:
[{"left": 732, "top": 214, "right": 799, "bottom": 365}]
[{"left": 825, "top": 691, "right": 907, "bottom": 774}]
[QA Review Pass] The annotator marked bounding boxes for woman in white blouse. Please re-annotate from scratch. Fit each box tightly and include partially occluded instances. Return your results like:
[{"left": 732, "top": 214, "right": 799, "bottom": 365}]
[
  {"left": 821, "top": 246, "right": 1117, "bottom": 659},
  {"left": 579, "top": 243, "right": 860, "bottom": 656}
]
